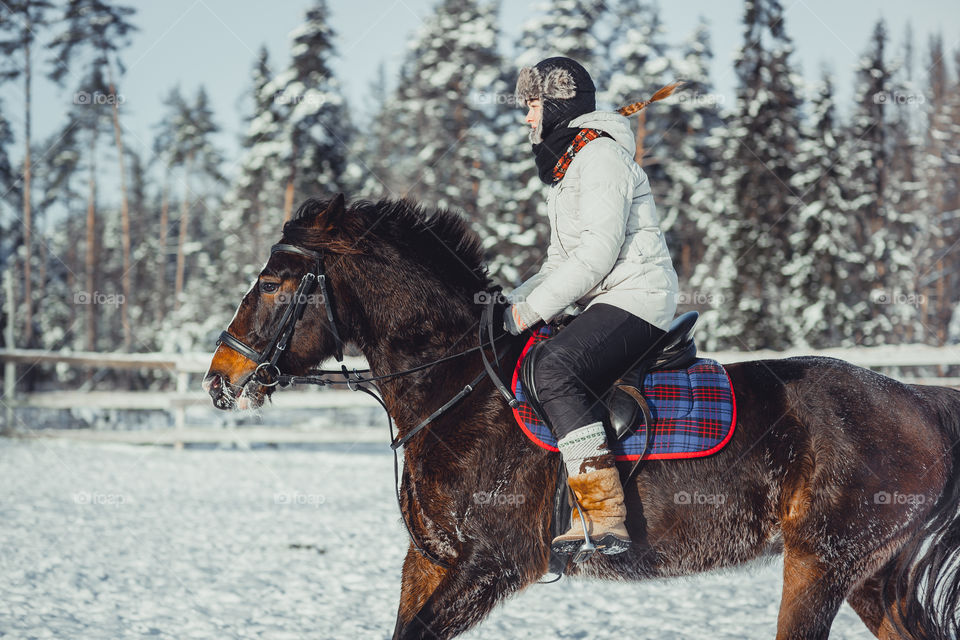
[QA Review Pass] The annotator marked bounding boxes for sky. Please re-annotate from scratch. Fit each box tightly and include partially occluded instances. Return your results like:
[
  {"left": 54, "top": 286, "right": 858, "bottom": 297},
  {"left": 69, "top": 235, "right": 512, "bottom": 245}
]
[{"left": 5, "top": 0, "right": 960, "bottom": 197}]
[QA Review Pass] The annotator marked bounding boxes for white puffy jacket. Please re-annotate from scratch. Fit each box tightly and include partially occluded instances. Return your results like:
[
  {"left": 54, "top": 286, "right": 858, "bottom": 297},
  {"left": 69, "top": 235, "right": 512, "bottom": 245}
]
[{"left": 510, "top": 110, "right": 679, "bottom": 332}]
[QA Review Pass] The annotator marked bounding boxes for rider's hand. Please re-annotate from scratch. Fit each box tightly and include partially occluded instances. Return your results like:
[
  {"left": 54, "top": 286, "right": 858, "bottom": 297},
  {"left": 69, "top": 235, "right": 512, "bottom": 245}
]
[{"left": 503, "top": 300, "right": 541, "bottom": 335}]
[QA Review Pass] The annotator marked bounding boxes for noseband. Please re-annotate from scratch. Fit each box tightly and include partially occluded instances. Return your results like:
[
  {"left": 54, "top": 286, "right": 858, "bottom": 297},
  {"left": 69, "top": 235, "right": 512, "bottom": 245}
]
[{"left": 216, "top": 243, "right": 345, "bottom": 387}]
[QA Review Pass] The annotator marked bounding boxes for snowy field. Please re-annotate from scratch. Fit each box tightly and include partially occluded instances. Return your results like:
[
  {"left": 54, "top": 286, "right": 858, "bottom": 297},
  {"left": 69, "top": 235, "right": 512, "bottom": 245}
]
[{"left": 0, "top": 437, "right": 876, "bottom": 639}]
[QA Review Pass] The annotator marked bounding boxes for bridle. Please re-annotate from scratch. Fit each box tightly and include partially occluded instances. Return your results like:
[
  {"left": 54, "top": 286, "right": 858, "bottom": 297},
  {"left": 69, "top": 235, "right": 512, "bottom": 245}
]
[
  {"left": 213, "top": 240, "right": 518, "bottom": 570},
  {"left": 216, "top": 243, "right": 345, "bottom": 389}
]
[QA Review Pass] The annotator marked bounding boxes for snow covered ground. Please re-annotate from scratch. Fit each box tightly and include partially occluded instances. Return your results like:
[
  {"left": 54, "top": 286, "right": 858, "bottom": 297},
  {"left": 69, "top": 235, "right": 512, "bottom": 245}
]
[{"left": 0, "top": 437, "right": 876, "bottom": 639}]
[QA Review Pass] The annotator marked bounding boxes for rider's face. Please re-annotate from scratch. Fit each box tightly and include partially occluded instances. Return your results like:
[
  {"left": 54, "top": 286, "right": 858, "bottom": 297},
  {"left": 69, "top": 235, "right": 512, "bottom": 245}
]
[{"left": 525, "top": 98, "right": 542, "bottom": 130}]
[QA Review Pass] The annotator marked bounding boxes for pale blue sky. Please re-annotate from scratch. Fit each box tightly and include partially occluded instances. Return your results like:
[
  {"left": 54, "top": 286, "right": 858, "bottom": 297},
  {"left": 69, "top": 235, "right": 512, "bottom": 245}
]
[{"left": 6, "top": 0, "right": 960, "bottom": 194}]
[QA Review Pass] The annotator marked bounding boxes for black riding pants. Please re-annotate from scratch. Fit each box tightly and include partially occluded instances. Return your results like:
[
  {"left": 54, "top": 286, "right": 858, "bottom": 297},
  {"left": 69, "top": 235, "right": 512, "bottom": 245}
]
[{"left": 534, "top": 303, "right": 667, "bottom": 440}]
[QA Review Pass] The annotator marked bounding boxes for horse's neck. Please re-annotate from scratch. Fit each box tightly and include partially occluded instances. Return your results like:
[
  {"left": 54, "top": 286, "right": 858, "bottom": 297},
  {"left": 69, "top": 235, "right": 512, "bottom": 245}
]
[
  {"left": 361, "top": 336, "right": 478, "bottom": 433},
  {"left": 344, "top": 255, "right": 494, "bottom": 436}
]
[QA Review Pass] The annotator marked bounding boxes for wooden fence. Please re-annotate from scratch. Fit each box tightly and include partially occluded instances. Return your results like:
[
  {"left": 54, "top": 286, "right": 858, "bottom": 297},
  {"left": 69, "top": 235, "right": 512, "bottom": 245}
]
[
  {"left": 0, "top": 348, "right": 373, "bottom": 437},
  {"left": 1, "top": 344, "right": 958, "bottom": 444}
]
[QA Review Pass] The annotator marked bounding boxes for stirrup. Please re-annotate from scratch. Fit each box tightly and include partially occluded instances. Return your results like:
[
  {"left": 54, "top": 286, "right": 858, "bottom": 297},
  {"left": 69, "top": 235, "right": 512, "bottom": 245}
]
[
  {"left": 570, "top": 491, "right": 597, "bottom": 564},
  {"left": 551, "top": 485, "right": 631, "bottom": 561}
]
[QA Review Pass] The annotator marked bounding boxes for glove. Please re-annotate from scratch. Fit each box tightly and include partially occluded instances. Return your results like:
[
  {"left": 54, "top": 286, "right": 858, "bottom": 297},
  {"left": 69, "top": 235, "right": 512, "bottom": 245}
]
[{"left": 503, "top": 300, "right": 541, "bottom": 335}]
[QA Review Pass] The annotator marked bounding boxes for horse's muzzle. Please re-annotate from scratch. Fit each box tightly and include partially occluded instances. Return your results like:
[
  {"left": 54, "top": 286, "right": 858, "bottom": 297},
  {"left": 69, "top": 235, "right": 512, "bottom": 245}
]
[{"left": 203, "top": 374, "right": 235, "bottom": 410}]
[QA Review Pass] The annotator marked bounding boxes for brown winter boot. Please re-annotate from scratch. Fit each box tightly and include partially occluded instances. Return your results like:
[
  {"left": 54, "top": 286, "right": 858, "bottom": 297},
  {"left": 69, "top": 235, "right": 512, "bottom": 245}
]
[{"left": 550, "top": 462, "right": 631, "bottom": 557}]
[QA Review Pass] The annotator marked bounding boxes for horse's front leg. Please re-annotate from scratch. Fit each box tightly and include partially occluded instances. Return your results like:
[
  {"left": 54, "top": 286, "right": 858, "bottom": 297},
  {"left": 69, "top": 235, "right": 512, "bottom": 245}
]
[
  {"left": 392, "top": 544, "right": 448, "bottom": 638},
  {"left": 392, "top": 543, "right": 544, "bottom": 640}
]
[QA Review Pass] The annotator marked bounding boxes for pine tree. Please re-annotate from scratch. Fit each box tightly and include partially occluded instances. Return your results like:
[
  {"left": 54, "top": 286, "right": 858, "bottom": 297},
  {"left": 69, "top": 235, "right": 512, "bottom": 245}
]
[
  {"left": 486, "top": 66, "right": 546, "bottom": 286},
  {"left": 781, "top": 71, "right": 862, "bottom": 347},
  {"left": 265, "top": 0, "right": 351, "bottom": 221},
  {"left": 886, "top": 26, "right": 928, "bottom": 343},
  {"left": 48, "top": 0, "right": 138, "bottom": 349},
  {"left": 917, "top": 36, "right": 960, "bottom": 344},
  {"left": 846, "top": 19, "right": 919, "bottom": 345},
  {"left": 28, "top": 121, "right": 79, "bottom": 354},
  {"left": 150, "top": 88, "right": 183, "bottom": 321},
  {"left": 515, "top": 0, "right": 605, "bottom": 70},
  {"left": 180, "top": 88, "right": 221, "bottom": 312},
  {"left": 153, "top": 86, "right": 223, "bottom": 314},
  {"left": 655, "top": 19, "right": 724, "bottom": 287},
  {"left": 348, "top": 62, "right": 394, "bottom": 199},
  {"left": 380, "top": 0, "right": 504, "bottom": 218},
  {"left": 0, "top": 0, "right": 54, "bottom": 347},
  {"left": 716, "top": 0, "right": 805, "bottom": 349},
  {"left": 0, "top": 100, "right": 15, "bottom": 219},
  {"left": 219, "top": 46, "right": 286, "bottom": 290},
  {"left": 946, "top": 47, "right": 960, "bottom": 340},
  {"left": 600, "top": 0, "right": 672, "bottom": 170},
  {"left": 55, "top": 68, "right": 114, "bottom": 350},
  {"left": 238, "top": 46, "right": 280, "bottom": 259}
]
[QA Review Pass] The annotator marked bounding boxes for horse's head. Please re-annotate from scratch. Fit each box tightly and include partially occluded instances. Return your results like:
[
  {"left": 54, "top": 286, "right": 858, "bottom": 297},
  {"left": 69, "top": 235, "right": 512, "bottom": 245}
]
[{"left": 203, "top": 194, "right": 355, "bottom": 410}]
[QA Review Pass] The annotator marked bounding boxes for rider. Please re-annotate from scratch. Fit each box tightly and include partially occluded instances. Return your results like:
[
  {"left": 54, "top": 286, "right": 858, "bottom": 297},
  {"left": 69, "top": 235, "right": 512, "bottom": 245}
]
[{"left": 504, "top": 56, "right": 679, "bottom": 555}]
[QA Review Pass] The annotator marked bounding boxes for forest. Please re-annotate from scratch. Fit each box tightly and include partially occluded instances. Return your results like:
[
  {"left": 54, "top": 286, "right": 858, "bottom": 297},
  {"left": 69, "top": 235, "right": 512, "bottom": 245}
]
[{"left": 1, "top": 0, "right": 959, "bottom": 392}]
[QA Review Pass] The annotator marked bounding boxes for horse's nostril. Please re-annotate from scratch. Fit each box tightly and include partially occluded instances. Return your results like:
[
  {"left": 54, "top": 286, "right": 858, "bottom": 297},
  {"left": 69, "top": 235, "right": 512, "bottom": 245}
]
[{"left": 203, "top": 374, "right": 223, "bottom": 395}]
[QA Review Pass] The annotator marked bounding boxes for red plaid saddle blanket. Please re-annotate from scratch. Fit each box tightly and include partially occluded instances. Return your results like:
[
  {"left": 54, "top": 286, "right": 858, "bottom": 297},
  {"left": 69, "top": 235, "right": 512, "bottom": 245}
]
[{"left": 510, "top": 325, "right": 737, "bottom": 461}]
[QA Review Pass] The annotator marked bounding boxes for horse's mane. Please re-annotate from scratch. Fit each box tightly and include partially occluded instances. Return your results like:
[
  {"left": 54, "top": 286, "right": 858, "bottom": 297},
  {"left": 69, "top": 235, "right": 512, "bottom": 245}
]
[{"left": 281, "top": 196, "right": 495, "bottom": 297}]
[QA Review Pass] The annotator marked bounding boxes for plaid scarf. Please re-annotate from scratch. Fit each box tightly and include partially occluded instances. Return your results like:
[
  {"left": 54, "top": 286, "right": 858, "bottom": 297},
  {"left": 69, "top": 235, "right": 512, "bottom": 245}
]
[
  {"left": 533, "top": 127, "right": 613, "bottom": 185},
  {"left": 550, "top": 129, "right": 612, "bottom": 182}
]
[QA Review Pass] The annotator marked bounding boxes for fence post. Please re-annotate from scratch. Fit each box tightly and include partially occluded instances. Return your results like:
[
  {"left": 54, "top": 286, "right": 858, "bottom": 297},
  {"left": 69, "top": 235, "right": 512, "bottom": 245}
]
[
  {"left": 3, "top": 269, "right": 15, "bottom": 433},
  {"left": 174, "top": 368, "right": 188, "bottom": 449}
]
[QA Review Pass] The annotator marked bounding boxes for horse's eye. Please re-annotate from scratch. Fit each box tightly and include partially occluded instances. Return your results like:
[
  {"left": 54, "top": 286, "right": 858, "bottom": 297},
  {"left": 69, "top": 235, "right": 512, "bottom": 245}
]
[{"left": 260, "top": 282, "right": 280, "bottom": 294}]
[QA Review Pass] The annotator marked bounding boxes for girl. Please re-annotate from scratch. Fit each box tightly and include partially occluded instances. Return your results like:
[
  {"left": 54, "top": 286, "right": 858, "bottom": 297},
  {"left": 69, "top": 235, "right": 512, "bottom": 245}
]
[{"left": 504, "top": 56, "right": 680, "bottom": 556}]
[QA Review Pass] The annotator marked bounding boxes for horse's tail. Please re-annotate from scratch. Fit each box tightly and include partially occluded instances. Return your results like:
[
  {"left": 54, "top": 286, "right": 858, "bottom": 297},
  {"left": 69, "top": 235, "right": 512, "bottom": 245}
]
[{"left": 885, "top": 384, "right": 960, "bottom": 639}]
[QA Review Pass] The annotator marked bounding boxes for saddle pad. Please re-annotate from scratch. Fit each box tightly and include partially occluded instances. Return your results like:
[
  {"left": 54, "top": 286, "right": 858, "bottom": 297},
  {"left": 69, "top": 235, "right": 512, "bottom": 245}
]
[{"left": 510, "top": 325, "right": 737, "bottom": 461}]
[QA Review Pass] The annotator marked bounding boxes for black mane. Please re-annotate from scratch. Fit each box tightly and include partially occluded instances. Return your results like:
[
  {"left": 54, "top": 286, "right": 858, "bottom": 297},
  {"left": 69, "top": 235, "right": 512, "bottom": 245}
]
[{"left": 284, "top": 196, "right": 495, "bottom": 296}]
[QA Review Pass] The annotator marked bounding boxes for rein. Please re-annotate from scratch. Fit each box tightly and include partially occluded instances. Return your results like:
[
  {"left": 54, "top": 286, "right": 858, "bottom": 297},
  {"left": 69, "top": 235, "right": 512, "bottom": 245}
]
[{"left": 216, "top": 242, "right": 516, "bottom": 570}]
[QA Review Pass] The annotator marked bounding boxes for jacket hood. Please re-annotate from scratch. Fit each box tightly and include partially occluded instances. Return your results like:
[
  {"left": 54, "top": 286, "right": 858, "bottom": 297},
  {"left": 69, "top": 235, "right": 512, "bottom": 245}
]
[{"left": 568, "top": 110, "right": 635, "bottom": 154}]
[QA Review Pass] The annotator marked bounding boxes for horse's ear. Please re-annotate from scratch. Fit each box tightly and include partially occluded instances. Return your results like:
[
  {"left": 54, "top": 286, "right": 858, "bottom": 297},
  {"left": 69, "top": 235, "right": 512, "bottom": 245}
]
[{"left": 321, "top": 193, "right": 347, "bottom": 228}]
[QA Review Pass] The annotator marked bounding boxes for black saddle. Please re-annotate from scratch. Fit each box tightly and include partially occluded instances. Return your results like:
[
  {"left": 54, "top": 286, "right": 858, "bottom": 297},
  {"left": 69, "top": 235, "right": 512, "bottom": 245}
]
[{"left": 520, "top": 311, "right": 699, "bottom": 440}]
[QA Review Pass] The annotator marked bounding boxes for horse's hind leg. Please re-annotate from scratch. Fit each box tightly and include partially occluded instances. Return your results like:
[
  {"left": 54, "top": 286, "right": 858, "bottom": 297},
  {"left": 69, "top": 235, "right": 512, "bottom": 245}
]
[
  {"left": 845, "top": 569, "right": 900, "bottom": 639},
  {"left": 845, "top": 545, "right": 918, "bottom": 640},
  {"left": 776, "top": 547, "right": 854, "bottom": 640},
  {"left": 778, "top": 527, "right": 920, "bottom": 640}
]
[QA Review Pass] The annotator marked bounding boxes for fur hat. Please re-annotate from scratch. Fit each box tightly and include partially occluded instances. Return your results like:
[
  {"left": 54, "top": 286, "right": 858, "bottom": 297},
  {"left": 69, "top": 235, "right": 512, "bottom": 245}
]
[{"left": 515, "top": 57, "right": 596, "bottom": 143}]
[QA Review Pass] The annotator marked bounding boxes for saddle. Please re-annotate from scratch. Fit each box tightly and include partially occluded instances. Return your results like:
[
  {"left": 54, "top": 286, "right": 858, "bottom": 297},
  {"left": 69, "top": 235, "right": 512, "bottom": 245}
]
[{"left": 520, "top": 311, "right": 700, "bottom": 439}]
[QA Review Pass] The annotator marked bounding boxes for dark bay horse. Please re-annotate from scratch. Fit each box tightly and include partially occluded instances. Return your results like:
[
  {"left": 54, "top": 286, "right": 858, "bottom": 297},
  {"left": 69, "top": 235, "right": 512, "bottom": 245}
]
[{"left": 204, "top": 194, "right": 960, "bottom": 640}]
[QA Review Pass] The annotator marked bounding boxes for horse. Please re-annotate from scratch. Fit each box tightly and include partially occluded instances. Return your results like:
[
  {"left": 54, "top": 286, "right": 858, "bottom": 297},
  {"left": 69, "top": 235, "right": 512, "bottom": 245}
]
[{"left": 203, "top": 194, "right": 960, "bottom": 640}]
